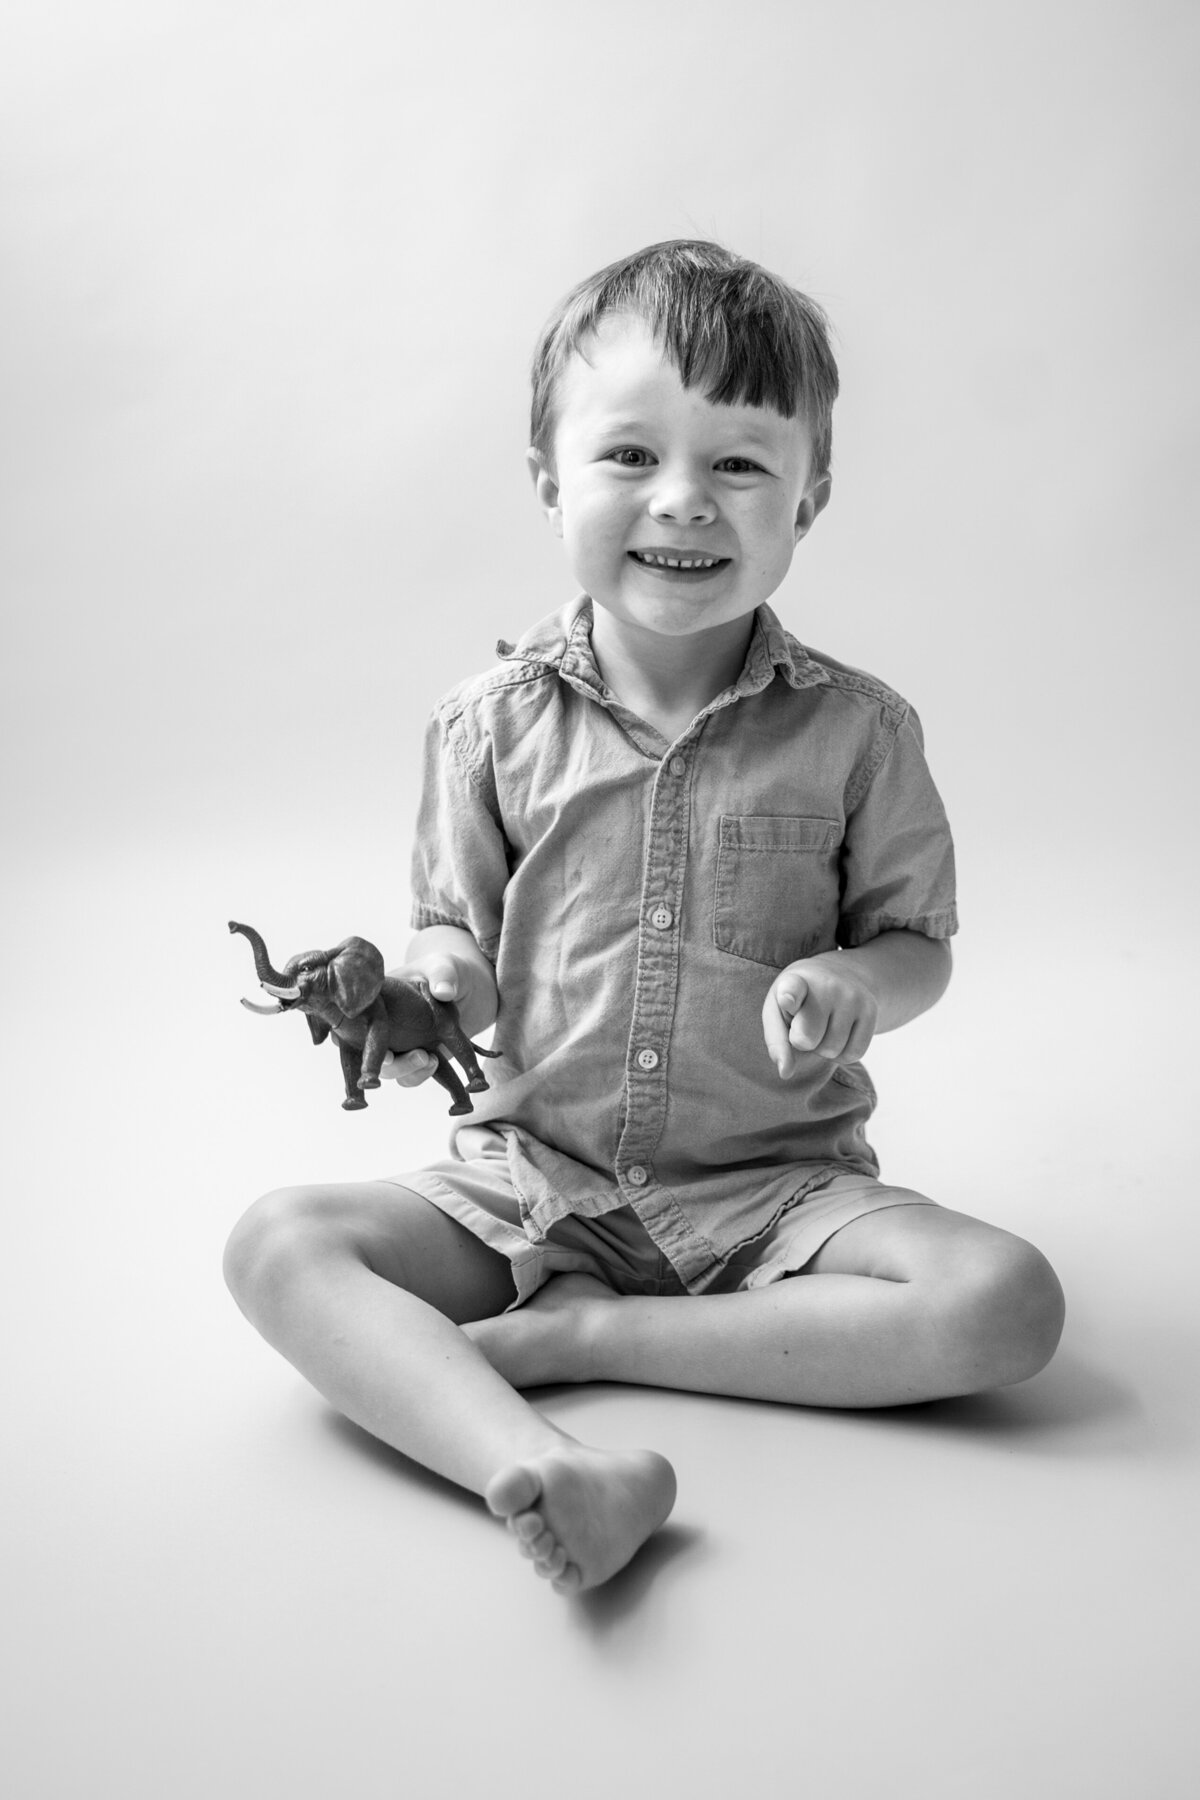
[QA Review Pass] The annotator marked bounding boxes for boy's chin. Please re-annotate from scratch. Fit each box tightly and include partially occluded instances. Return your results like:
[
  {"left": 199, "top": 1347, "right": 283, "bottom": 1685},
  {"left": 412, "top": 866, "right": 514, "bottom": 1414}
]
[{"left": 591, "top": 593, "right": 759, "bottom": 641}]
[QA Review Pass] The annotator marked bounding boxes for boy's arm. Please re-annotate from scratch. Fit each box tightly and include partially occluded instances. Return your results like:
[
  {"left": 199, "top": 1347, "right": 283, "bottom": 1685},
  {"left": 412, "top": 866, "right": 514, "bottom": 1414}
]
[
  {"left": 762, "top": 930, "right": 952, "bottom": 1079},
  {"left": 388, "top": 698, "right": 511, "bottom": 1090},
  {"left": 380, "top": 924, "right": 499, "bottom": 1089}
]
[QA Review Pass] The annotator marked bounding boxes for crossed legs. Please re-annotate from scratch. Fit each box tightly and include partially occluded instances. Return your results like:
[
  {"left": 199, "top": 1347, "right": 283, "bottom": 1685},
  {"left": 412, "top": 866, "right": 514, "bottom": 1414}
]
[
  {"left": 224, "top": 1183, "right": 1064, "bottom": 1592},
  {"left": 465, "top": 1202, "right": 1066, "bottom": 1408}
]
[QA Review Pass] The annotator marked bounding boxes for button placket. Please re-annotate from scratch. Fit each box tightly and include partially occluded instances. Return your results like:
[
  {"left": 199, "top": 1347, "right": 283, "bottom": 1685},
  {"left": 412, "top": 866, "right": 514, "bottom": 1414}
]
[{"left": 617, "top": 748, "right": 693, "bottom": 1203}]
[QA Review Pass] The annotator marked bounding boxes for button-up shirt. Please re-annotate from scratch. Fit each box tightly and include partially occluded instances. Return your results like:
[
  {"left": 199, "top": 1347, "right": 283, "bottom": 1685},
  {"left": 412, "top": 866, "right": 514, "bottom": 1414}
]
[{"left": 411, "top": 596, "right": 957, "bottom": 1292}]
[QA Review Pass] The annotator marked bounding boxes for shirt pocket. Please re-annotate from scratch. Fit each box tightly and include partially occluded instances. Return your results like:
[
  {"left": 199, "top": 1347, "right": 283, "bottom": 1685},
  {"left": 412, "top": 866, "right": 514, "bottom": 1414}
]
[{"left": 713, "top": 814, "right": 843, "bottom": 967}]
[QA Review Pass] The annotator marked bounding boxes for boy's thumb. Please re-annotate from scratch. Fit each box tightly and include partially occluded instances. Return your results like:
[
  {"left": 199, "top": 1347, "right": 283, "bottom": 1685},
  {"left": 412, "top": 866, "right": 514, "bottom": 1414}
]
[{"left": 429, "top": 960, "right": 458, "bottom": 1000}]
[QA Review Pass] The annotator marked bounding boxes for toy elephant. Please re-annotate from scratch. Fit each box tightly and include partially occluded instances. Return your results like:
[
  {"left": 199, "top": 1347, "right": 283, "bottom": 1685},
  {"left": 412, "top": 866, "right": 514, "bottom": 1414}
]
[{"left": 229, "top": 920, "right": 500, "bottom": 1115}]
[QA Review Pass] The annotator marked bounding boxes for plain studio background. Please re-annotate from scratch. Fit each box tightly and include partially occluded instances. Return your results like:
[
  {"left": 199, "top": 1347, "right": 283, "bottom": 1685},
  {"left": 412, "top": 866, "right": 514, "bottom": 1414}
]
[{"left": 3, "top": 2, "right": 1197, "bottom": 1796}]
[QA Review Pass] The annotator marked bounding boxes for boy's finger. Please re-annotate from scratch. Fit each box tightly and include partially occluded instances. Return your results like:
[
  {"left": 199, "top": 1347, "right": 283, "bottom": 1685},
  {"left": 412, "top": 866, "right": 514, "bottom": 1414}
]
[
  {"left": 811, "top": 1015, "right": 852, "bottom": 1061},
  {"left": 787, "top": 992, "right": 830, "bottom": 1054},
  {"left": 381, "top": 1049, "right": 437, "bottom": 1085},
  {"left": 841, "top": 1016, "right": 874, "bottom": 1065},
  {"left": 422, "top": 956, "right": 460, "bottom": 1001},
  {"left": 762, "top": 979, "right": 802, "bottom": 1076},
  {"left": 775, "top": 977, "right": 807, "bottom": 1020}
]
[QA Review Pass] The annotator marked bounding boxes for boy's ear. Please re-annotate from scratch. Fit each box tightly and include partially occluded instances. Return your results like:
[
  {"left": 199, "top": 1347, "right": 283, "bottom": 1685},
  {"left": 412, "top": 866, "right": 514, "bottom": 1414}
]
[
  {"left": 793, "top": 473, "right": 832, "bottom": 543},
  {"left": 527, "top": 448, "right": 564, "bottom": 538}
]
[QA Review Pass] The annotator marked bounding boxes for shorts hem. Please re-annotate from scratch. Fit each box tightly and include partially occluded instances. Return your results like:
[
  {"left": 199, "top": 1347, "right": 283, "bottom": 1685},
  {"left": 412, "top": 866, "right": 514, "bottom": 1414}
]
[
  {"left": 741, "top": 1187, "right": 938, "bottom": 1288},
  {"left": 379, "top": 1171, "right": 543, "bottom": 1310}
]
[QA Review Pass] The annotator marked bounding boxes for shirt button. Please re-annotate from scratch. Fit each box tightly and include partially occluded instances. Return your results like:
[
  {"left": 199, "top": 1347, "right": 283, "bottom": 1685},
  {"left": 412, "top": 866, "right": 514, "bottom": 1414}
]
[
  {"left": 636, "top": 1048, "right": 660, "bottom": 1071},
  {"left": 626, "top": 1165, "right": 649, "bottom": 1186},
  {"left": 669, "top": 756, "right": 686, "bottom": 777},
  {"left": 650, "top": 904, "right": 673, "bottom": 930}
]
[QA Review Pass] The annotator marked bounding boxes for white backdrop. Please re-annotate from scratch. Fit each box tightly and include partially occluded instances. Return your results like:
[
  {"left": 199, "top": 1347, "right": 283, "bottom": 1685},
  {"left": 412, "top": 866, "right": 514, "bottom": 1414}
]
[
  {"left": 4, "top": 5, "right": 1198, "bottom": 1797},
  {"left": 6, "top": 1, "right": 1196, "bottom": 895}
]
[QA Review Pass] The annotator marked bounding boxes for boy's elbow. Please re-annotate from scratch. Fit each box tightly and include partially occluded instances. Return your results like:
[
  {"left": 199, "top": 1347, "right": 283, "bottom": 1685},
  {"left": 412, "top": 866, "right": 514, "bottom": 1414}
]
[
  {"left": 881, "top": 927, "right": 952, "bottom": 994},
  {"left": 899, "top": 929, "right": 952, "bottom": 1021}
]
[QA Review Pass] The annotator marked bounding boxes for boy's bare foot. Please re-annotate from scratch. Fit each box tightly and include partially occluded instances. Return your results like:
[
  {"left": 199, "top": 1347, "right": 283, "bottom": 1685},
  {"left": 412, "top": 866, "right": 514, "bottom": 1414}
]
[
  {"left": 485, "top": 1442, "right": 677, "bottom": 1593},
  {"left": 464, "top": 1272, "right": 618, "bottom": 1387}
]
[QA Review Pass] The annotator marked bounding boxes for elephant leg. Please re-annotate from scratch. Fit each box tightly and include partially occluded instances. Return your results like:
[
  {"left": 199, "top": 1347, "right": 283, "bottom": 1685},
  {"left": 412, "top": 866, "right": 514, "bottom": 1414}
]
[
  {"left": 459, "top": 1053, "right": 490, "bottom": 1095},
  {"left": 430, "top": 1051, "right": 473, "bottom": 1117},
  {"left": 432, "top": 1010, "right": 492, "bottom": 1094},
  {"left": 339, "top": 1040, "right": 368, "bottom": 1111},
  {"left": 358, "top": 1017, "right": 389, "bottom": 1091}
]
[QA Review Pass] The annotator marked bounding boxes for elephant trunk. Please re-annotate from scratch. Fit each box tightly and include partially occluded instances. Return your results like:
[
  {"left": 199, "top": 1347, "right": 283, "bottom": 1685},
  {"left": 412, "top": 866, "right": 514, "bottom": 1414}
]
[{"left": 228, "top": 921, "right": 292, "bottom": 990}]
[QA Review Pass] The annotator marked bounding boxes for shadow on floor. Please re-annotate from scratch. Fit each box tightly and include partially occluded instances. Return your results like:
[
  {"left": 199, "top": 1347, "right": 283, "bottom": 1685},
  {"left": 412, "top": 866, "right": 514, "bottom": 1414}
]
[
  {"left": 569, "top": 1519, "right": 706, "bottom": 1633},
  {"left": 321, "top": 1341, "right": 1176, "bottom": 1495},
  {"left": 863, "top": 1347, "right": 1177, "bottom": 1457}
]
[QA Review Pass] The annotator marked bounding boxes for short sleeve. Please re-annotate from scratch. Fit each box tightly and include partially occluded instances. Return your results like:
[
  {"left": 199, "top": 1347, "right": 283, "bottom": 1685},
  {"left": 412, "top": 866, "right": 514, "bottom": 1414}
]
[
  {"left": 837, "top": 708, "right": 958, "bottom": 947},
  {"left": 410, "top": 706, "right": 512, "bottom": 963}
]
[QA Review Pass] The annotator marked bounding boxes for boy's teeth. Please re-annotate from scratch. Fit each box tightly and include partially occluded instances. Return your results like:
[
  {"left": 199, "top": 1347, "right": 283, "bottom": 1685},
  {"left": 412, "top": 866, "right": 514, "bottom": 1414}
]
[{"left": 636, "top": 552, "right": 720, "bottom": 569}]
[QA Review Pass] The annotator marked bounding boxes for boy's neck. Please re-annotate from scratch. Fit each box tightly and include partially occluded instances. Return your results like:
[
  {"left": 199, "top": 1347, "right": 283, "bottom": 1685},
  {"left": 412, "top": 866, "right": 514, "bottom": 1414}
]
[{"left": 588, "top": 607, "right": 757, "bottom": 746}]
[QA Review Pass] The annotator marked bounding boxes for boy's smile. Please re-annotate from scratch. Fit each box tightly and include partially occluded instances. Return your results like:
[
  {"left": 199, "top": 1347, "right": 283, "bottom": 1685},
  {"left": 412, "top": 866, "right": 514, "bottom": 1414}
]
[{"left": 530, "top": 313, "right": 828, "bottom": 643}]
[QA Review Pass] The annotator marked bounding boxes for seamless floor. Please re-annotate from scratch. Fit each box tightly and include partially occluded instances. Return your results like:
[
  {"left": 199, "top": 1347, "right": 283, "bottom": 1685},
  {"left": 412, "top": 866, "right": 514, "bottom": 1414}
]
[{"left": 7, "top": 842, "right": 1198, "bottom": 1800}]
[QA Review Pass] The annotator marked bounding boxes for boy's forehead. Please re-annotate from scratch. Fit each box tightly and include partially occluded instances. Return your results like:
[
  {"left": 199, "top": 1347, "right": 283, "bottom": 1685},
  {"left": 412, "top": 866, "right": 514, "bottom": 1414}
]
[
  {"left": 556, "top": 312, "right": 804, "bottom": 444},
  {"left": 559, "top": 312, "right": 701, "bottom": 410}
]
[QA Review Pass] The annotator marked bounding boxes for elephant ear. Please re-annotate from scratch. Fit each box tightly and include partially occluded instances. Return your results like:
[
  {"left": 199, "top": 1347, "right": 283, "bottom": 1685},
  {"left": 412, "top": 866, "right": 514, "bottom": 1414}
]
[{"left": 328, "top": 937, "right": 386, "bottom": 1017}]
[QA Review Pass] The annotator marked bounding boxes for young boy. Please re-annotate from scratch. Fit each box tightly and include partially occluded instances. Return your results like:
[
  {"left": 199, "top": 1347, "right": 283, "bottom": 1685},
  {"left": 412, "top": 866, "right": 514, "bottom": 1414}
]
[{"left": 224, "top": 241, "right": 1065, "bottom": 1596}]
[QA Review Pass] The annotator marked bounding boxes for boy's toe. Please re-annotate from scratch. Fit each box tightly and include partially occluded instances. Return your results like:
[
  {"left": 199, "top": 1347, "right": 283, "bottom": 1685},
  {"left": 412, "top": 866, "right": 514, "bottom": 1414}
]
[{"left": 485, "top": 1464, "right": 541, "bottom": 1521}]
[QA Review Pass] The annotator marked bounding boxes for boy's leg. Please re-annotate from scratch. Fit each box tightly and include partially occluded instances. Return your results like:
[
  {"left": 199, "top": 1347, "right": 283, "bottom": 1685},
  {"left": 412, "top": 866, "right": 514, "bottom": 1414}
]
[
  {"left": 223, "top": 1182, "right": 676, "bottom": 1590},
  {"left": 466, "top": 1204, "right": 1066, "bottom": 1408}
]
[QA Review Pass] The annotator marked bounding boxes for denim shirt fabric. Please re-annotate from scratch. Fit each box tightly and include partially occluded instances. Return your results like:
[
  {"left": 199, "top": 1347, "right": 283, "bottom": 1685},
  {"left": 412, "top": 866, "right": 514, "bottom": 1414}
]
[{"left": 411, "top": 596, "right": 957, "bottom": 1293}]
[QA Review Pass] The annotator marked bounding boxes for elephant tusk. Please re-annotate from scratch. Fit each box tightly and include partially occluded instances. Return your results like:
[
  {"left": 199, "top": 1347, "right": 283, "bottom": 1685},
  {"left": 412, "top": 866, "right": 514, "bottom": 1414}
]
[
  {"left": 241, "top": 997, "right": 286, "bottom": 1014},
  {"left": 262, "top": 982, "right": 302, "bottom": 1000}
]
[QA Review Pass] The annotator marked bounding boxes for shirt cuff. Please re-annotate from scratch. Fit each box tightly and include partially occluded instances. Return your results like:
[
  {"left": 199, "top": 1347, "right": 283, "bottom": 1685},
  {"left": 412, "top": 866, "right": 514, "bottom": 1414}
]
[{"left": 837, "top": 907, "right": 959, "bottom": 948}]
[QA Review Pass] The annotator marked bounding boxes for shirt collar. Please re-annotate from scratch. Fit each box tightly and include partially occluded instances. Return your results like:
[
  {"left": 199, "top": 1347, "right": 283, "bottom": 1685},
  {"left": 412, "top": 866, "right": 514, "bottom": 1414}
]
[
  {"left": 497, "top": 596, "right": 827, "bottom": 698},
  {"left": 739, "top": 603, "right": 828, "bottom": 694}
]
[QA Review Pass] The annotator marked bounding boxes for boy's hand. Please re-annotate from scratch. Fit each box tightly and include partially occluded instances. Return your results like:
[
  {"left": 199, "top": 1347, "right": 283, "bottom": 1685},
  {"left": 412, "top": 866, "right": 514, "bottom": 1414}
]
[
  {"left": 762, "top": 955, "right": 879, "bottom": 1079},
  {"left": 379, "top": 954, "right": 463, "bottom": 1089}
]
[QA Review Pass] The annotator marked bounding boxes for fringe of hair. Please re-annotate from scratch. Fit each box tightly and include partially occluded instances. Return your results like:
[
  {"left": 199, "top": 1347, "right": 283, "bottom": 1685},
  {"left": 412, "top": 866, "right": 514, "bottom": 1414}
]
[{"left": 530, "top": 240, "right": 839, "bottom": 478}]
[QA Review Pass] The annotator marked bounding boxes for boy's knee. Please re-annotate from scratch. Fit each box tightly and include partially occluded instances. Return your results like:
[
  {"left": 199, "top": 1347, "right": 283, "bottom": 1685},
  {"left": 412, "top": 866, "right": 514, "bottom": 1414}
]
[
  {"left": 942, "top": 1235, "right": 1066, "bottom": 1392},
  {"left": 223, "top": 1185, "right": 351, "bottom": 1314}
]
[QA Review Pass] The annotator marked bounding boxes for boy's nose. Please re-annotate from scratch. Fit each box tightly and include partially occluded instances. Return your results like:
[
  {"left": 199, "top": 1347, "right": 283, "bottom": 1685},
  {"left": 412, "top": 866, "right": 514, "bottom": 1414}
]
[{"left": 648, "top": 468, "right": 717, "bottom": 524}]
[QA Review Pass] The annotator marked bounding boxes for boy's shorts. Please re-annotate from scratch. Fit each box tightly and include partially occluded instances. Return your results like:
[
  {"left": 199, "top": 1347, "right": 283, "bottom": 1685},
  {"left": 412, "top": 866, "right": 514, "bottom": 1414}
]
[{"left": 383, "top": 1129, "right": 936, "bottom": 1309}]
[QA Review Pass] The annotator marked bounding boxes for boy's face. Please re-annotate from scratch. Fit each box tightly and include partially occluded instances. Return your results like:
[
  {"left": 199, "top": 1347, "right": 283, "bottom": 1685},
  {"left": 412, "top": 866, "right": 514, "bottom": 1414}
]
[{"left": 530, "top": 313, "right": 828, "bottom": 641}]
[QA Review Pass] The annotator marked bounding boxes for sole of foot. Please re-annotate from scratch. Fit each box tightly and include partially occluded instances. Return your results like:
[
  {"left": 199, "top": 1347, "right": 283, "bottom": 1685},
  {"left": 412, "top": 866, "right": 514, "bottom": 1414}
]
[{"left": 485, "top": 1442, "right": 677, "bottom": 1594}]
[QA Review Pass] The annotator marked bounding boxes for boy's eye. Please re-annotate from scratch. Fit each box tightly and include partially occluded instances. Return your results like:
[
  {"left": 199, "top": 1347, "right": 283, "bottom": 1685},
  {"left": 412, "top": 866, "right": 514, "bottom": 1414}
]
[
  {"left": 607, "top": 447, "right": 654, "bottom": 468},
  {"left": 716, "top": 457, "right": 762, "bottom": 474}
]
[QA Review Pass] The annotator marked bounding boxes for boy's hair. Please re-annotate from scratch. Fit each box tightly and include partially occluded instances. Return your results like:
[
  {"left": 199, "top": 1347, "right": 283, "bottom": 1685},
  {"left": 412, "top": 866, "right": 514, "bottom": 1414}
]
[{"left": 530, "top": 240, "right": 839, "bottom": 481}]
